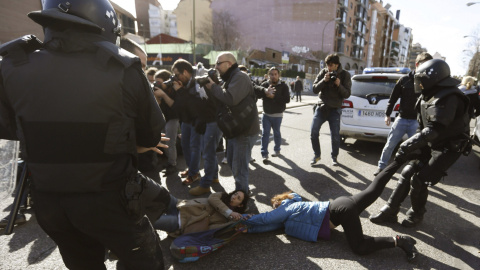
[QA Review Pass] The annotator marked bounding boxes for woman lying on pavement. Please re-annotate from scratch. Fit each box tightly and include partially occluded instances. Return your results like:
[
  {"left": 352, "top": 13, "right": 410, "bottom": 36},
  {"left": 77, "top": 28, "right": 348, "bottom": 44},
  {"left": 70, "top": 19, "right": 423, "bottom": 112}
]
[
  {"left": 239, "top": 160, "right": 418, "bottom": 261},
  {"left": 154, "top": 190, "right": 249, "bottom": 237}
]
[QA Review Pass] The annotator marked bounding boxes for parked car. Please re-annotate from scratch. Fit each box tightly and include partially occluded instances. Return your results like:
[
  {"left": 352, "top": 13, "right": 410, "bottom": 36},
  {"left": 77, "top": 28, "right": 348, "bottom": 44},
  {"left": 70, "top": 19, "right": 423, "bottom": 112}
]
[{"left": 340, "top": 67, "right": 410, "bottom": 143}]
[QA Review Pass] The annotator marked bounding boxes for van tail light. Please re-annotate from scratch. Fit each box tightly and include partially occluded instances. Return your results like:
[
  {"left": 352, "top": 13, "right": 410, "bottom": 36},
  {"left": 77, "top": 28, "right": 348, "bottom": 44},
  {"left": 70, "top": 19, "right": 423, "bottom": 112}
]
[
  {"left": 342, "top": 100, "right": 353, "bottom": 108},
  {"left": 393, "top": 104, "right": 400, "bottom": 111}
]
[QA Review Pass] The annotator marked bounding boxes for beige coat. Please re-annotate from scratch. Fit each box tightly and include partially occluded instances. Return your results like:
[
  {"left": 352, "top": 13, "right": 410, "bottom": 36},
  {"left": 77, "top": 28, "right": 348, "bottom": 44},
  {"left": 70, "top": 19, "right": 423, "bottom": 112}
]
[{"left": 169, "top": 192, "right": 235, "bottom": 237}]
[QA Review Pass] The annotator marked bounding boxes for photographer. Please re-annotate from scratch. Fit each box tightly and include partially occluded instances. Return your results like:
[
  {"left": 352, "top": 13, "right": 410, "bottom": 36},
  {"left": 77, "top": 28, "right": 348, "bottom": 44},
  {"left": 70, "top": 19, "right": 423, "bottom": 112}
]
[
  {"left": 257, "top": 67, "right": 290, "bottom": 162},
  {"left": 169, "top": 60, "right": 221, "bottom": 196},
  {"left": 153, "top": 69, "right": 180, "bottom": 176},
  {"left": 205, "top": 52, "right": 259, "bottom": 194},
  {"left": 310, "top": 53, "right": 351, "bottom": 166}
]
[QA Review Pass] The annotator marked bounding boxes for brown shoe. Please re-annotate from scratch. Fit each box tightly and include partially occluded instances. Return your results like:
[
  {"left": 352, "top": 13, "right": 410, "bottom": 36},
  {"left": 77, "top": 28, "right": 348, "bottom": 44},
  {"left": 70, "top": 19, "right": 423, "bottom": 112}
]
[
  {"left": 189, "top": 186, "right": 211, "bottom": 196},
  {"left": 182, "top": 173, "right": 200, "bottom": 185},
  {"left": 180, "top": 169, "right": 189, "bottom": 178},
  {"left": 212, "top": 178, "right": 219, "bottom": 183}
]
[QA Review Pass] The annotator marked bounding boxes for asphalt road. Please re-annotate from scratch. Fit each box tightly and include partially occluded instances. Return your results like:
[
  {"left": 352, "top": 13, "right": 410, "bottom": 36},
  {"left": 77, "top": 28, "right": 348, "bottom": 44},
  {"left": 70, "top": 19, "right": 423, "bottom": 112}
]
[{"left": 1, "top": 93, "right": 479, "bottom": 270}]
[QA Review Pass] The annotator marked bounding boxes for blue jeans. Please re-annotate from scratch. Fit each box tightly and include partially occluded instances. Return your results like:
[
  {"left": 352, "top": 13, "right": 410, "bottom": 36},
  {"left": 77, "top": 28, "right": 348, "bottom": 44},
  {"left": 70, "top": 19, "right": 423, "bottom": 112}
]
[
  {"left": 200, "top": 122, "right": 222, "bottom": 188},
  {"left": 261, "top": 114, "right": 283, "bottom": 156},
  {"left": 181, "top": 122, "right": 201, "bottom": 176},
  {"left": 310, "top": 106, "right": 341, "bottom": 158},
  {"left": 165, "top": 119, "right": 179, "bottom": 166},
  {"left": 153, "top": 195, "right": 179, "bottom": 232},
  {"left": 227, "top": 134, "right": 257, "bottom": 192},
  {"left": 378, "top": 117, "right": 418, "bottom": 169}
]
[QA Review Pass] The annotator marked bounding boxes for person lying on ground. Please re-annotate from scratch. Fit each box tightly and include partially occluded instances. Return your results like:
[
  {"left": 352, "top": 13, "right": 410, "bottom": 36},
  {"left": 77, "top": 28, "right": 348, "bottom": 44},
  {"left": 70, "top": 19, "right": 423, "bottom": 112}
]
[
  {"left": 239, "top": 161, "right": 418, "bottom": 261},
  {"left": 154, "top": 190, "right": 249, "bottom": 237}
]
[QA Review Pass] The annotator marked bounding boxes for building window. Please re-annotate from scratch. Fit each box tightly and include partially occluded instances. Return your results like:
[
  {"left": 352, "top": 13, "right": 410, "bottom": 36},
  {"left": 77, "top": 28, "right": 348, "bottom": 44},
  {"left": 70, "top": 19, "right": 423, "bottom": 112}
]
[
  {"left": 308, "top": 67, "right": 312, "bottom": 74},
  {"left": 315, "top": 68, "right": 319, "bottom": 74},
  {"left": 272, "top": 53, "right": 276, "bottom": 58}
]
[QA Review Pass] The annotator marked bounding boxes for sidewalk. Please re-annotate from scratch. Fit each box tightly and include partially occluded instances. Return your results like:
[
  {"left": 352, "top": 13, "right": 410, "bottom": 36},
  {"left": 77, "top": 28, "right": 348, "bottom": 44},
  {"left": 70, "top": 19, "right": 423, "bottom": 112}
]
[{"left": 256, "top": 91, "right": 317, "bottom": 114}]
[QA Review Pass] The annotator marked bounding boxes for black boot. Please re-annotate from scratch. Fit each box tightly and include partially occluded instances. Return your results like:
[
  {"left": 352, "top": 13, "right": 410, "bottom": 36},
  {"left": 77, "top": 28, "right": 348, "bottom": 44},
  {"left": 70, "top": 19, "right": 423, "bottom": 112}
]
[
  {"left": 401, "top": 207, "right": 425, "bottom": 228},
  {"left": 370, "top": 168, "right": 412, "bottom": 224},
  {"left": 396, "top": 235, "right": 418, "bottom": 261},
  {"left": 0, "top": 212, "right": 27, "bottom": 229},
  {"left": 402, "top": 175, "right": 428, "bottom": 227},
  {"left": 369, "top": 204, "right": 399, "bottom": 224}
]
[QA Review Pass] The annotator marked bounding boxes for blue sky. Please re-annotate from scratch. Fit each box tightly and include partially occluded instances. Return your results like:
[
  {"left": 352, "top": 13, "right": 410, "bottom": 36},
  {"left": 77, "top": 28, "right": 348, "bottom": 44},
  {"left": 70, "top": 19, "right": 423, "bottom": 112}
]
[{"left": 112, "top": 0, "right": 479, "bottom": 75}]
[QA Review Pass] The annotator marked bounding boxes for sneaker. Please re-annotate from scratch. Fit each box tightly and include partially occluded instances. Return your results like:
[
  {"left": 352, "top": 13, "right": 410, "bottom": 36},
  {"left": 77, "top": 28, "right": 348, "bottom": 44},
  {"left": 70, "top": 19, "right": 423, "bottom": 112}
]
[
  {"left": 189, "top": 186, "right": 211, "bottom": 196},
  {"left": 396, "top": 235, "right": 418, "bottom": 261},
  {"left": 165, "top": 165, "right": 178, "bottom": 176},
  {"left": 250, "top": 157, "right": 256, "bottom": 163},
  {"left": 212, "top": 178, "right": 220, "bottom": 183},
  {"left": 0, "top": 213, "right": 27, "bottom": 229},
  {"left": 332, "top": 157, "right": 338, "bottom": 166},
  {"left": 221, "top": 157, "right": 228, "bottom": 164},
  {"left": 271, "top": 151, "right": 280, "bottom": 157},
  {"left": 262, "top": 155, "right": 269, "bottom": 164},
  {"left": 373, "top": 167, "right": 383, "bottom": 176},
  {"left": 310, "top": 156, "right": 320, "bottom": 165}
]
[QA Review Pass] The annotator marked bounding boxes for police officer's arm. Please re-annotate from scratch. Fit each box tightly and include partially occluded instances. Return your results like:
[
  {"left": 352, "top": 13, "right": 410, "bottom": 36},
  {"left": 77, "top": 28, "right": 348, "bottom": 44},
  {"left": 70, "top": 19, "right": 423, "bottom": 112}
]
[
  {"left": 0, "top": 72, "right": 17, "bottom": 140},
  {"left": 123, "top": 66, "right": 165, "bottom": 149},
  {"left": 397, "top": 95, "right": 461, "bottom": 157}
]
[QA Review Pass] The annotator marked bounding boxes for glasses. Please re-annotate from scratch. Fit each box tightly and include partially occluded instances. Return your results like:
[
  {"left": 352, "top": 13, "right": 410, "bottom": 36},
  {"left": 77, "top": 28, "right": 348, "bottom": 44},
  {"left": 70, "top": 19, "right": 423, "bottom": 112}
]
[{"left": 216, "top": 60, "right": 229, "bottom": 66}]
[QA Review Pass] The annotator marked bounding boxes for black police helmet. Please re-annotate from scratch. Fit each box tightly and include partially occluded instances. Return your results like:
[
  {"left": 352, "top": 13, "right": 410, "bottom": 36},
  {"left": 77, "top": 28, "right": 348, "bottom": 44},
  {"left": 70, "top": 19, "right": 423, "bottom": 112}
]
[
  {"left": 28, "top": 0, "right": 121, "bottom": 44},
  {"left": 414, "top": 59, "right": 460, "bottom": 94}
]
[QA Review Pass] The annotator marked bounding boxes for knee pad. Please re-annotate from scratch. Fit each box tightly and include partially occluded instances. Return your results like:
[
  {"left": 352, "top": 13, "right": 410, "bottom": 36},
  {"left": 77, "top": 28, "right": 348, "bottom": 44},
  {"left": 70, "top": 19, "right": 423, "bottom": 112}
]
[{"left": 400, "top": 164, "right": 416, "bottom": 183}]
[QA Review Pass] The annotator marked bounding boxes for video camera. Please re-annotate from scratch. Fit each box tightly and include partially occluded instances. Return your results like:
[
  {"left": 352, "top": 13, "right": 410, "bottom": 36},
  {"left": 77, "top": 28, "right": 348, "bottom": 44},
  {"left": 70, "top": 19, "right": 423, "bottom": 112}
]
[{"left": 196, "top": 69, "right": 220, "bottom": 87}]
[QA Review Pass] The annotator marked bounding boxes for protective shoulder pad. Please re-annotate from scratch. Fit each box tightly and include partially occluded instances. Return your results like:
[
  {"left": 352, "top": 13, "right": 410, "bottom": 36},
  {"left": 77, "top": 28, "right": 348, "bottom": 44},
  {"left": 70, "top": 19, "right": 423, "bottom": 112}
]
[
  {"left": 94, "top": 41, "right": 140, "bottom": 68},
  {"left": 434, "top": 87, "right": 469, "bottom": 105},
  {"left": 0, "top": 35, "right": 43, "bottom": 57}
]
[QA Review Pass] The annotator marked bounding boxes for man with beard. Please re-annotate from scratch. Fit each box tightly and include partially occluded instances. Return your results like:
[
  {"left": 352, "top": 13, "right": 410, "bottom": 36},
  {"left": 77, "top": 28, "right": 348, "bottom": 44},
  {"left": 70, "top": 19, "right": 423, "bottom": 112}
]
[
  {"left": 256, "top": 67, "right": 290, "bottom": 163},
  {"left": 205, "top": 52, "right": 259, "bottom": 193}
]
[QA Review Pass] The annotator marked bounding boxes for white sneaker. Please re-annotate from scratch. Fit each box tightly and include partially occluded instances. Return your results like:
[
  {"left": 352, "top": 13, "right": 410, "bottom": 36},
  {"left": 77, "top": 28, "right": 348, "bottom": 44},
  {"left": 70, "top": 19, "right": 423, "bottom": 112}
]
[{"left": 221, "top": 157, "right": 228, "bottom": 164}]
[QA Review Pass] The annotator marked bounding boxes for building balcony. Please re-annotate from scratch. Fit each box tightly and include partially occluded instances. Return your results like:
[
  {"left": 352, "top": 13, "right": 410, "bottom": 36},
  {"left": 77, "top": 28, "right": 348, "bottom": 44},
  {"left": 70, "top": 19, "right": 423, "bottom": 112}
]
[
  {"left": 338, "top": 0, "right": 349, "bottom": 8},
  {"left": 356, "top": 0, "right": 367, "bottom": 8}
]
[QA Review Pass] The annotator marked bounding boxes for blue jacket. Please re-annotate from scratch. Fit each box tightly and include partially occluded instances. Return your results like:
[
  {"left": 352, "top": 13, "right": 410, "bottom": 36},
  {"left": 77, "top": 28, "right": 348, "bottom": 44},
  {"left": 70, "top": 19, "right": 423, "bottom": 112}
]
[{"left": 242, "top": 193, "right": 329, "bottom": 242}]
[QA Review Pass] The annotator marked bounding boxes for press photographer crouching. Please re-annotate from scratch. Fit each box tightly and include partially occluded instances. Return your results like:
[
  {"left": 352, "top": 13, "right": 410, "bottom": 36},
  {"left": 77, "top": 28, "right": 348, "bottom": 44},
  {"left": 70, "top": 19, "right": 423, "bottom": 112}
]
[{"left": 310, "top": 53, "right": 352, "bottom": 166}]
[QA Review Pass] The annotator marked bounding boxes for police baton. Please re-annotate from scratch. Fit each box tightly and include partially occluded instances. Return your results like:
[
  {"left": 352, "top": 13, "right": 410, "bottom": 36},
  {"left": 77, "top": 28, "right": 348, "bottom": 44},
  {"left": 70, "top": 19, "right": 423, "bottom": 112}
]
[{"left": 4, "top": 162, "right": 28, "bottom": 235}]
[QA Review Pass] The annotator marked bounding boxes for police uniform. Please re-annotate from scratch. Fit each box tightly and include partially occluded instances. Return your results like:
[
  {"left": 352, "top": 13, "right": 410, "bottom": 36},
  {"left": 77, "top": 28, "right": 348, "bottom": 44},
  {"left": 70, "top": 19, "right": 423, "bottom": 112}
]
[
  {"left": 371, "top": 59, "right": 470, "bottom": 227},
  {"left": 0, "top": 1, "right": 166, "bottom": 269}
]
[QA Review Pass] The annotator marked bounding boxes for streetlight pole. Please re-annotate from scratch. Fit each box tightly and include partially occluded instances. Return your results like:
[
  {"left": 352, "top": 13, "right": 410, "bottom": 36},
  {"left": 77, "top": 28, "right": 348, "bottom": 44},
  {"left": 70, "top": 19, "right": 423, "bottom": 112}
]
[{"left": 322, "top": 18, "right": 341, "bottom": 55}]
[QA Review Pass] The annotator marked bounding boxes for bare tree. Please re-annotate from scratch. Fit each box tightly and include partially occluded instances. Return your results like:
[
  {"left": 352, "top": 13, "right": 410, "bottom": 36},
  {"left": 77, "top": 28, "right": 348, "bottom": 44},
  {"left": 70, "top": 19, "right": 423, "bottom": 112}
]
[
  {"left": 197, "top": 10, "right": 241, "bottom": 51},
  {"left": 463, "top": 27, "right": 480, "bottom": 77}
]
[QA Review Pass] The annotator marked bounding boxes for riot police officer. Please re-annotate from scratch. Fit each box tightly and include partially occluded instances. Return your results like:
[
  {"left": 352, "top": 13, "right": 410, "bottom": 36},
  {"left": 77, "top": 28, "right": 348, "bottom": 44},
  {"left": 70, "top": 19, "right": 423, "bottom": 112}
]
[
  {"left": 369, "top": 59, "right": 470, "bottom": 227},
  {"left": 0, "top": 0, "right": 166, "bottom": 269}
]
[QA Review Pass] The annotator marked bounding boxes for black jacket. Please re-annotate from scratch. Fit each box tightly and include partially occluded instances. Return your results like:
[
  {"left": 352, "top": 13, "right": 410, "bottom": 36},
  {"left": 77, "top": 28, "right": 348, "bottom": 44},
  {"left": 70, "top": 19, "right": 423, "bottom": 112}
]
[
  {"left": 312, "top": 64, "right": 351, "bottom": 108},
  {"left": 385, "top": 71, "right": 419, "bottom": 119},
  {"left": 0, "top": 33, "right": 165, "bottom": 192},
  {"left": 257, "top": 80, "right": 291, "bottom": 114}
]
